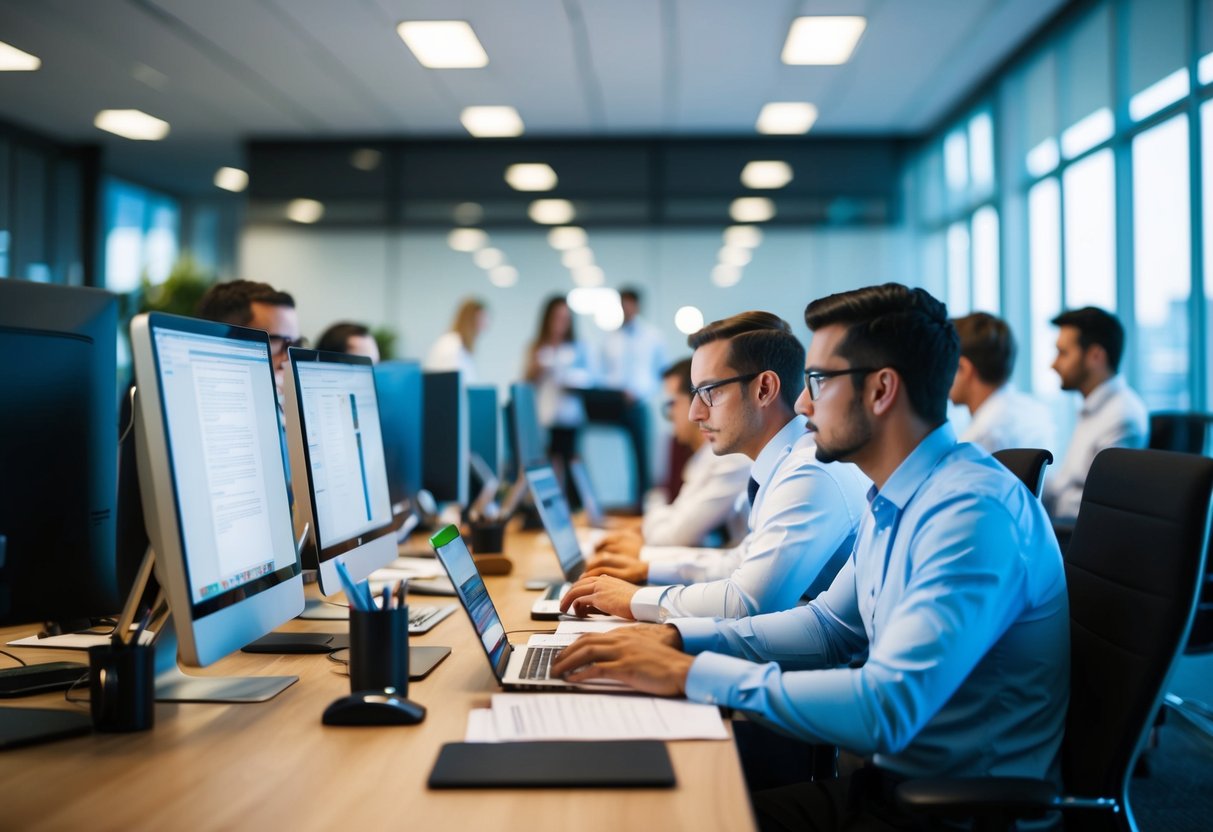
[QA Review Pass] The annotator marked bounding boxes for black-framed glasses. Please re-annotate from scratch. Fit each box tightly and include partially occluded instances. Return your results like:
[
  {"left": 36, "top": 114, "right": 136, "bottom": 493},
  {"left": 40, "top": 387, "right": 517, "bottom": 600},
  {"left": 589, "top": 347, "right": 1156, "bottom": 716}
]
[
  {"left": 804, "top": 367, "right": 879, "bottom": 401},
  {"left": 268, "top": 334, "right": 307, "bottom": 355},
  {"left": 689, "top": 373, "right": 760, "bottom": 408}
]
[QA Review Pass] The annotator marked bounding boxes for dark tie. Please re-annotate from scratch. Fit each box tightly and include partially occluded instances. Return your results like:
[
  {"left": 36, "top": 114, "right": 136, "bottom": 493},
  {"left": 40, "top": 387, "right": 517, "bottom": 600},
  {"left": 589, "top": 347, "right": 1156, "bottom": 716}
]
[{"left": 747, "top": 476, "right": 760, "bottom": 506}]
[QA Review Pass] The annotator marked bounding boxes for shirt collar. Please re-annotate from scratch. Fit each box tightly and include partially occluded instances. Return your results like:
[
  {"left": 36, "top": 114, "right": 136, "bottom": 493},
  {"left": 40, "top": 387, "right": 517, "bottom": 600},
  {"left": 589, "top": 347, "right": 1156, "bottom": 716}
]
[
  {"left": 873, "top": 421, "right": 957, "bottom": 510},
  {"left": 1081, "top": 375, "right": 1124, "bottom": 416},
  {"left": 751, "top": 415, "right": 808, "bottom": 487}
]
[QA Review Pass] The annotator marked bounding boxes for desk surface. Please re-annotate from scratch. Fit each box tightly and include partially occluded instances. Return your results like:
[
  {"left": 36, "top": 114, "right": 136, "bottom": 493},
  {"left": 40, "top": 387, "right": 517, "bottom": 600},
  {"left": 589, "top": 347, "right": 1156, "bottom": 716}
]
[{"left": 0, "top": 529, "right": 755, "bottom": 832}]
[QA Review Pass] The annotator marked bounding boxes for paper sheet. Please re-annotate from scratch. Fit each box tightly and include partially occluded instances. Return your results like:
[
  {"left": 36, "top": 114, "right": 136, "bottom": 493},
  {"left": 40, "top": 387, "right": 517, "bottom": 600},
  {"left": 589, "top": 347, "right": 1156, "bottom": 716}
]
[
  {"left": 465, "top": 708, "right": 501, "bottom": 742},
  {"left": 8, "top": 630, "right": 155, "bottom": 650},
  {"left": 487, "top": 693, "right": 728, "bottom": 741}
]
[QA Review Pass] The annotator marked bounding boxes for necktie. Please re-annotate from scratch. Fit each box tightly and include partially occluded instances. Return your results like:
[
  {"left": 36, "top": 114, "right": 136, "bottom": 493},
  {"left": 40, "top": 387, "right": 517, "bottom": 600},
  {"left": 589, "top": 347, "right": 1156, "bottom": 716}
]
[{"left": 747, "top": 476, "right": 760, "bottom": 506}]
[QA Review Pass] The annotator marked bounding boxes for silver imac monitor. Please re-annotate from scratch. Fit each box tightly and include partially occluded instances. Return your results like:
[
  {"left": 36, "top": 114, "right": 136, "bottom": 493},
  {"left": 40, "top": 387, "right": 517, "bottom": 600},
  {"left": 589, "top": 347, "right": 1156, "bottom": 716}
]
[
  {"left": 282, "top": 348, "right": 396, "bottom": 595},
  {"left": 130, "top": 312, "right": 303, "bottom": 701}
]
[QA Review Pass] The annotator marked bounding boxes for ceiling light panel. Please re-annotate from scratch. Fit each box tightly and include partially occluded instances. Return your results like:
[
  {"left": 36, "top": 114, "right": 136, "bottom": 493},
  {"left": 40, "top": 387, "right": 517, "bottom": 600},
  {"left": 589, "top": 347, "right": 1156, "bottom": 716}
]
[
  {"left": 730, "top": 197, "right": 776, "bottom": 223},
  {"left": 461, "top": 106, "right": 524, "bottom": 137},
  {"left": 723, "top": 225, "right": 763, "bottom": 248},
  {"left": 505, "top": 163, "right": 558, "bottom": 192},
  {"left": 741, "top": 161, "right": 794, "bottom": 190},
  {"left": 286, "top": 199, "right": 324, "bottom": 224},
  {"left": 0, "top": 40, "right": 40, "bottom": 71},
  {"left": 448, "top": 228, "right": 488, "bottom": 252},
  {"left": 548, "top": 226, "right": 588, "bottom": 250},
  {"left": 782, "top": 16, "right": 867, "bottom": 65},
  {"left": 756, "top": 102, "right": 818, "bottom": 135},
  {"left": 529, "top": 199, "right": 575, "bottom": 225},
  {"left": 397, "top": 21, "right": 488, "bottom": 68},
  {"left": 94, "top": 109, "right": 170, "bottom": 141},
  {"left": 213, "top": 167, "right": 249, "bottom": 193}
]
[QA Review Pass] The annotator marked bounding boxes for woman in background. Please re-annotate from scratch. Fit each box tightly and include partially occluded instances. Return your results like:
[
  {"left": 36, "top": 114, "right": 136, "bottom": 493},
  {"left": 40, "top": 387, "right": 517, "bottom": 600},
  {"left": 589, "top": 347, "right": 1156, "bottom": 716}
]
[{"left": 425, "top": 297, "right": 487, "bottom": 382}]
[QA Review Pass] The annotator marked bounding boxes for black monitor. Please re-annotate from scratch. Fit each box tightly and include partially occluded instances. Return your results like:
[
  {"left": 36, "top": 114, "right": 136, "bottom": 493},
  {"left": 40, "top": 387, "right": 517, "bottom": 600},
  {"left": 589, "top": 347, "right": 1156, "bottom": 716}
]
[
  {"left": 422, "top": 371, "right": 469, "bottom": 506},
  {"left": 508, "top": 381, "right": 545, "bottom": 470},
  {"left": 467, "top": 385, "right": 500, "bottom": 481},
  {"left": 374, "top": 360, "right": 425, "bottom": 507},
  {"left": 0, "top": 280, "right": 121, "bottom": 746}
]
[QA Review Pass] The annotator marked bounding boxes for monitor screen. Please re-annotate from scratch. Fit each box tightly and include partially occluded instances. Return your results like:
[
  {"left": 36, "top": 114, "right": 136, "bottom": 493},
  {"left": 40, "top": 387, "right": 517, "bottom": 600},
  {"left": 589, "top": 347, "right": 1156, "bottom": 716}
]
[
  {"left": 467, "top": 385, "right": 500, "bottom": 480},
  {"left": 431, "top": 526, "right": 508, "bottom": 676},
  {"left": 285, "top": 349, "right": 396, "bottom": 595},
  {"left": 374, "top": 361, "right": 424, "bottom": 505},
  {"left": 422, "top": 371, "right": 469, "bottom": 505},
  {"left": 525, "top": 464, "right": 584, "bottom": 580},
  {"left": 132, "top": 312, "right": 303, "bottom": 668},
  {"left": 508, "top": 382, "right": 545, "bottom": 469}
]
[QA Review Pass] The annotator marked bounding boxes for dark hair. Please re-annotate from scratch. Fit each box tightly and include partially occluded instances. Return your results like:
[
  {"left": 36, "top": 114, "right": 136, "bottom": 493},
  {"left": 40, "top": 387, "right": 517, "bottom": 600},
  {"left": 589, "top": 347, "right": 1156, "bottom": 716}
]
[
  {"left": 687, "top": 311, "right": 804, "bottom": 411},
  {"left": 619, "top": 287, "right": 641, "bottom": 305},
  {"left": 1051, "top": 306, "right": 1125, "bottom": 372},
  {"left": 803, "top": 284, "right": 958, "bottom": 425},
  {"left": 662, "top": 357, "right": 694, "bottom": 395},
  {"left": 534, "top": 295, "right": 574, "bottom": 345},
  {"left": 316, "top": 321, "right": 371, "bottom": 354},
  {"left": 194, "top": 279, "right": 295, "bottom": 326},
  {"left": 952, "top": 312, "right": 1015, "bottom": 386}
]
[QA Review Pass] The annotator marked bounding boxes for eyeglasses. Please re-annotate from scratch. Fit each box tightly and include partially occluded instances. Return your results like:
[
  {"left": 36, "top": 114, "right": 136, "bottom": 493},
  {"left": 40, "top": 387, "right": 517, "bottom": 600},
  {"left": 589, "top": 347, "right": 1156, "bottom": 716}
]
[
  {"left": 688, "top": 373, "right": 760, "bottom": 408},
  {"left": 268, "top": 334, "right": 307, "bottom": 356},
  {"left": 804, "top": 367, "right": 879, "bottom": 401}
]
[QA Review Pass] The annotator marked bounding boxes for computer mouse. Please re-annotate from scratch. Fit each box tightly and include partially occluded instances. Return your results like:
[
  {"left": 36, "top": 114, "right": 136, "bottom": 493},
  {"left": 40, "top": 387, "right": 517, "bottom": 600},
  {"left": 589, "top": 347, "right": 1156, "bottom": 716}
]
[{"left": 322, "top": 690, "right": 427, "bottom": 726}]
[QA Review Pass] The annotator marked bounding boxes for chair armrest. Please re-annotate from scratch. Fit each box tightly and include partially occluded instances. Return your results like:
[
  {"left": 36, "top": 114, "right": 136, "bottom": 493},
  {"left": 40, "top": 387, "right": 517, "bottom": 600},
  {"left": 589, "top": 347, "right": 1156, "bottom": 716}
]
[{"left": 895, "top": 777, "right": 1058, "bottom": 819}]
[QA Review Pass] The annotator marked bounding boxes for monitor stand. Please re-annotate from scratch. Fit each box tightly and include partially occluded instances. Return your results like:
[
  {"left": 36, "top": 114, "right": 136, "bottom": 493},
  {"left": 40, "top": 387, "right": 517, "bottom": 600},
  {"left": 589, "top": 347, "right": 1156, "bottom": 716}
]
[
  {"left": 153, "top": 615, "right": 297, "bottom": 703},
  {"left": 297, "top": 598, "right": 351, "bottom": 621}
]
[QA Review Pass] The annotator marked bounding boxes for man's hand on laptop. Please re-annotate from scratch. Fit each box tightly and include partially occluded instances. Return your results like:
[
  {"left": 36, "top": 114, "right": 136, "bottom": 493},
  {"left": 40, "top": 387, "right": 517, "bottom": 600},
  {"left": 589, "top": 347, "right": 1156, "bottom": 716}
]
[
  {"left": 594, "top": 530, "right": 643, "bottom": 559},
  {"left": 550, "top": 630, "right": 692, "bottom": 696},
  {"left": 584, "top": 553, "right": 648, "bottom": 583},
  {"left": 559, "top": 575, "right": 640, "bottom": 619}
]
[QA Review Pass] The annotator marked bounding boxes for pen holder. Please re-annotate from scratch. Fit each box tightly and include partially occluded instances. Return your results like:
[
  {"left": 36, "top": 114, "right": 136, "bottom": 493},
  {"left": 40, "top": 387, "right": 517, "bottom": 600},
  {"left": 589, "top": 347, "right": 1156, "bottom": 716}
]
[
  {"left": 348, "top": 606, "right": 410, "bottom": 695},
  {"left": 469, "top": 520, "right": 505, "bottom": 555},
  {"left": 88, "top": 642, "right": 155, "bottom": 733}
]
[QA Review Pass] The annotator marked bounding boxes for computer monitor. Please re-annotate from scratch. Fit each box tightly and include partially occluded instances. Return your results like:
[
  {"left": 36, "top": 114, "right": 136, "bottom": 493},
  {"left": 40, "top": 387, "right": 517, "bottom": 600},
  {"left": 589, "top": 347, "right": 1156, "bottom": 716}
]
[
  {"left": 0, "top": 280, "right": 120, "bottom": 746},
  {"left": 422, "top": 371, "right": 468, "bottom": 506},
  {"left": 374, "top": 360, "right": 424, "bottom": 507},
  {"left": 467, "top": 385, "right": 500, "bottom": 480},
  {"left": 508, "top": 382, "right": 545, "bottom": 470},
  {"left": 282, "top": 349, "right": 396, "bottom": 596},
  {"left": 131, "top": 312, "right": 303, "bottom": 701}
]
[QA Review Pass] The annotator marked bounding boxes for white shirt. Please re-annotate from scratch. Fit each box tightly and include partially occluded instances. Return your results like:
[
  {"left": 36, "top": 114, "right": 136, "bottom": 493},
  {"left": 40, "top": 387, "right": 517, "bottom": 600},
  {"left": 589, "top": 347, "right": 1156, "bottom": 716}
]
[
  {"left": 1043, "top": 375, "right": 1148, "bottom": 523},
  {"left": 641, "top": 445, "right": 752, "bottom": 547},
  {"left": 424, "top": 331, "right": 478, "bottom": 384},
  {"left": 530, "top": 341, "right": 593, "bottom": 427},
  {"left": 960, "top": 385, "right": 1056, "bottom": 454},
  {"left": 630, "top": 416, "right": 870, "bottom": 621},
  {"left": 599, "top": 317, "right": 666, "bottom": 400}
]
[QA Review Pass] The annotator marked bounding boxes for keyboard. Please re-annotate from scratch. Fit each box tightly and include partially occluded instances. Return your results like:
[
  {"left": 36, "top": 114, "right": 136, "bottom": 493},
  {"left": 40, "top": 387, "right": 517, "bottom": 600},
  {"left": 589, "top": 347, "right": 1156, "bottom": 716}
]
[
  {"left": 0, "top": 661, "right": 89, "bottom": 698},
  {"left": 519, "top": 646, "right": 564, "bottom": 680},
  {"left": 408, "top": 604, "right": 456, "bottom": 634},
  {"left": 541, "top": 582, "right": 572, "bottom": 601}
]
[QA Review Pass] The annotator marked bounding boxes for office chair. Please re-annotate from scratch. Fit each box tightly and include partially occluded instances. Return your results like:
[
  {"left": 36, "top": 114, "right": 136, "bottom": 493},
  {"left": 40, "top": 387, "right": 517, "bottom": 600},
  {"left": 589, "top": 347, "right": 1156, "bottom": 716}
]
[
  {"left": 1147, "top": 411, "right": 1213, "bottom": 456},
  {"left": 991, "top": 448, "right": 1053, "bottom": 498},
  {"left": 895, "top": 448, "right": 1213, "bottom": 832}
]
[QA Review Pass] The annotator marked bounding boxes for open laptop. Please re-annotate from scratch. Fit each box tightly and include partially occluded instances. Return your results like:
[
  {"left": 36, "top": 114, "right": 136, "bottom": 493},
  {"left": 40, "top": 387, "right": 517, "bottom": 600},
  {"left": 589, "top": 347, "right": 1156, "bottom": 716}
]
[
  {"left": 524, "top": 464, "right": 605, "bottom": 620},
  {"left": 429, "top": 525, "right": 625, "bottom": 691},
  {"left": 569, "top": 458, "right": 607, "bottom": 529}
]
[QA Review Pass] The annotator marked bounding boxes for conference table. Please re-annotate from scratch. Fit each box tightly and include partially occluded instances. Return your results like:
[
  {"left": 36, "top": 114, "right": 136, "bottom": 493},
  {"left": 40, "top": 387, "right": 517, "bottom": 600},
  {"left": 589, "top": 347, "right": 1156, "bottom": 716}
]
[{"left": 0, "top": 528, "right": 756, "bottom": 831}]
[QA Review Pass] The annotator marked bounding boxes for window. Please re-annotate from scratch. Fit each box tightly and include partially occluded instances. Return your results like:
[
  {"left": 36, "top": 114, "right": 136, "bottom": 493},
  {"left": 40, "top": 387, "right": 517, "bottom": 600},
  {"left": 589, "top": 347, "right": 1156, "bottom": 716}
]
[
  {"left": 1062, "top": 149, "right": 1116, "bottom": 311},
  {"left": 946, "top": 221, "right": 971, "bottom": 315},
  {"left": 1029, "top": 178, "right": 1061, "bottom": 394},
  {"left": 1126, "top": 0, "right": 1189, "bottom": 121},
  {"left": 971, "top": 206, "right": 1000, "bottom": 313},
  {"left": 103, "top": 179, "right": 180, "bottom": 293},
  {"left": 1059, "top": 5, "right": 1112, "bottom": 158},
  {"left": 1132, "top": 115, "right": 1191, "bottom": 409}
]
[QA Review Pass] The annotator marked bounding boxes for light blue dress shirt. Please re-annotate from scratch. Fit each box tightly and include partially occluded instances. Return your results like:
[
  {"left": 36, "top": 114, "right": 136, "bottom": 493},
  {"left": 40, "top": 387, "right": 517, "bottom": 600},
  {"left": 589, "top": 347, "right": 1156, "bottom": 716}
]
[{"left": 674, "top": 423, "right": 1069, "bottom": 781}]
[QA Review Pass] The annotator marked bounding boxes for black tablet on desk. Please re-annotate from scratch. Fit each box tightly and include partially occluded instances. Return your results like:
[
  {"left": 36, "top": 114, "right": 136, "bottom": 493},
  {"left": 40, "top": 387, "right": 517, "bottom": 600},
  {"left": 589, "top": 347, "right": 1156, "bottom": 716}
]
[{"left": 428, "top": 740, "right": 675, "bottom": 788}]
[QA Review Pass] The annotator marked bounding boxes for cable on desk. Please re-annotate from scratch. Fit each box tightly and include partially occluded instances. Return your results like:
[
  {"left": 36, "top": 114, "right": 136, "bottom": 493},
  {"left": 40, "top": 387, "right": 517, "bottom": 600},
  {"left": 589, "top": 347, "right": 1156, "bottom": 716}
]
[
  {"left": 0, "top": 649, "right": 27, "bottom": 667},
  {"left": 64, "top": 671, "right": 91, "bottom": 707}
]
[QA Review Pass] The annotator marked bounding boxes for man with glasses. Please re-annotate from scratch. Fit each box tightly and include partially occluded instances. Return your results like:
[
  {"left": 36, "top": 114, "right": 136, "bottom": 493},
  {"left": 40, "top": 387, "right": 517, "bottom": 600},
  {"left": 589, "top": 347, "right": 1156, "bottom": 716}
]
[
  {"left": 195, "top": 279, "right": 305, "bottom": 398},
  {"left": 561, "top": 310, "right": 868, "bottom": 622},
  {"left": 552, "top": 285, "right": 1068, "bottom": 831}
]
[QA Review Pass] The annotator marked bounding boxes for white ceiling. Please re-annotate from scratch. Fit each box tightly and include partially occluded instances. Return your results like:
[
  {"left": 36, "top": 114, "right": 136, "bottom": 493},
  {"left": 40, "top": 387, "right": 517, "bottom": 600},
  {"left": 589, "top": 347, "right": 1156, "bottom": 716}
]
[{"left": 0, "top": 0, "right": 1067, "bottom": 193}]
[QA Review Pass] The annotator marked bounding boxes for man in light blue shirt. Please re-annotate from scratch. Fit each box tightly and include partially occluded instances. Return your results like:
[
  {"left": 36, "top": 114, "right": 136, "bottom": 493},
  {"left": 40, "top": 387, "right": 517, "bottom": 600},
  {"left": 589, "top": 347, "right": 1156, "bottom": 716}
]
[{"left": 552, "top": 284, "right": 1069, "bottom": 831}]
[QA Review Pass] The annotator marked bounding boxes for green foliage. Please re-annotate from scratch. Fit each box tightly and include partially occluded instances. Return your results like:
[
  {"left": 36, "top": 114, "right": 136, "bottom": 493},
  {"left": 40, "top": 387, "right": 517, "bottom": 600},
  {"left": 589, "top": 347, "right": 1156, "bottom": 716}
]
[
  {"left": 139, "top": 254, "right": 215, "bottom": 316},
  {"left": 372, "top": 326, "right": 398, "bottom": 361}
]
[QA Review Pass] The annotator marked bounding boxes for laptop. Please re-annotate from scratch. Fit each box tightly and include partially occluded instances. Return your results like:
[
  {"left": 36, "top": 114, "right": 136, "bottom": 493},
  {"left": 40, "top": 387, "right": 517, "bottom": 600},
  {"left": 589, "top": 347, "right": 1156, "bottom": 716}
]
[
  {"left": 569, "top": 458, "right": 607, "bottom": 529},
  {"left": 429, "top": 525, "right": 626, "bottom": 691},
  {"left": 524, "top": 464, "right": 603, "bottom": 619}
]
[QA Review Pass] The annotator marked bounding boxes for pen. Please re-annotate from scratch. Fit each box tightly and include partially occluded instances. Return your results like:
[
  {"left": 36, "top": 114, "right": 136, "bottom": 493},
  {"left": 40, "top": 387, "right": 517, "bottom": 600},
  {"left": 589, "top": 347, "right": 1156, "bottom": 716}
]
[
  {"left": 394, "top": 578, "right": 407, "bottom": 609},
  {"left": 382, "top": 584, "right": 392, "bottom": 610},
  {"left": 130, "top": 606, "right": 154, "bottom": 646},
  {"left": 335, "top": 561, "right": 367, "bottom": 611}
]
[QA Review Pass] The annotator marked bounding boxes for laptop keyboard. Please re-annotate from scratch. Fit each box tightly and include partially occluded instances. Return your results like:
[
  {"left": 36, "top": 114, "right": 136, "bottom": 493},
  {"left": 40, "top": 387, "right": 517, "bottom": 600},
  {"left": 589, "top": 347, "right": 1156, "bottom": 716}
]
[
  {"left": 520, "top": 646, "right": 564, "bottom": 680},
  {"left": 541, "top": 582, "right": 572, "bottom": 601}
]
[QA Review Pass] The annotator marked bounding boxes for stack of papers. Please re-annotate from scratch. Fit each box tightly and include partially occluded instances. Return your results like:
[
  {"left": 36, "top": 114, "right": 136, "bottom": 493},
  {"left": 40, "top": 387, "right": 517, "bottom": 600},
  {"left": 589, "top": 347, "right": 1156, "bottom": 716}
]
[{"left": 466, "top": 693, "right": 728, "bottom": 742}]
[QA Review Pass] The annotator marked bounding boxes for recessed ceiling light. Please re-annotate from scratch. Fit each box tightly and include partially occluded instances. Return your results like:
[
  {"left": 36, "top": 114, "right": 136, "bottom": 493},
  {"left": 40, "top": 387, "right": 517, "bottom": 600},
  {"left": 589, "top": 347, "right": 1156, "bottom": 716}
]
[
  {"left": 505, "top": 163, "right": 558, "bottom": 192},
  {"left": 674, "top": 306, "right": 705, "bottom": 335},
  {"left": 712, "top": 264, "right": 742, "bottom": 287},
  {"left": 473, "top": 247, "right": 505, "bottom": 269},
  {"left": 94, "top": 109, "right": 170, "bottom": 141},
  {"left": 213, "top": 167, "right": 248, "bottom": 193},
  {"left": 548, "top": 226, "right": 587, "bottom": 250},
  {"left": 448, "top": 228, "right": 488, "bottom": 252},
  {"left": 723, "top": 225, "right": 763, "bottom": 248},
  {"left": 528, "top": 199, "right": 575, "bottom": 225},
  {"left": 741, "top": 161, "right": 794, "bottom": 190},
  {"left": 350, "top": 148, "right": 382, "bottom": 171},
  {"left": 397, "top": 20, "right": 488, "bottom": 68},
  {"left": 489, "top": 265, "right": 518, "bottom": 287},
  {"left": 730, "top": 197, "right": 776, "bottom": 223},
  {"left": 0, "top": 41, "right": 40, "bottom": 71},
  {"left": 568, "top": 287, "right": 619, "bottom": 315},
  {"left": 561, "top": 247, "right": 594, "bottom": 269},
  {"left": 461, "top": 106, "right": 524, "bottom": 137},
  {"left": 782, "top": 16, "right": 867, "bottom": 65},
  {"left": 453, "top": 202, "right": 484, "bottom": 225},
  {"left": 572, "top": 265, "right": 605, "bottom": 287},
  {"left": 756, "top": 102, "right": 818, "bottom": 135},
  {"left": 286, "top": 199, "right": 324, "bottom": 224},
  {"left": 719, "top": 246, "right": 753, "bottom": 267}
]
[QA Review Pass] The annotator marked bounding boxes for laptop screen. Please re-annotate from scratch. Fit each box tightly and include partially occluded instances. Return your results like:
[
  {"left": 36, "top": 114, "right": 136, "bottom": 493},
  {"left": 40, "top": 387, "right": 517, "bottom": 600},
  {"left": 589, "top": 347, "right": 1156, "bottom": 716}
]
[
  {"left": 525, "top": 465, "right": 584, "bottom": 580},
  {"left": 431, "top": 527, "right": 509, "bottom": 677}
]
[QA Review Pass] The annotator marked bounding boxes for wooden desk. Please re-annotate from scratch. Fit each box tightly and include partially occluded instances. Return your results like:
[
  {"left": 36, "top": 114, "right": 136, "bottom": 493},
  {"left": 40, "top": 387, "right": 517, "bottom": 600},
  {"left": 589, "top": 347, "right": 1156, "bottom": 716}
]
[{"left": 0, "top": 530, "right": 755, "bottom": 831}]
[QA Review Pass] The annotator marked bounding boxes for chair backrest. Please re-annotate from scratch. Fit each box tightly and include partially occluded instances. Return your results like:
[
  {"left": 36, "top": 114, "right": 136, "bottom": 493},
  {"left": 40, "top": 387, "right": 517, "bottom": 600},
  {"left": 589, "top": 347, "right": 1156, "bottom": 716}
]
[
  {"left": 1147, "top": 411, "right": 1213, "bottom": 455},
  {"left": 1061, "top": 448, "right": 1213, "bottom": 805},
  {"left": 991, "top": 448, "right": 1054, "bottom": 498}
]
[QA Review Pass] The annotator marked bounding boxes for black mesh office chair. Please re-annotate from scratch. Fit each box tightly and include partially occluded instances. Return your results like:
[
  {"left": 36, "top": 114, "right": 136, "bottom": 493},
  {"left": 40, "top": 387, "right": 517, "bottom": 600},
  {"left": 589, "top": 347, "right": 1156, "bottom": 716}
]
[
  {"left": 1148, "top": 411, "right": 1213, "bottom": 456},
  {"left": 895, "top": 448, "right": 1213, "bottom": 832},
  {"left": 991, "top": 448, "right": 1053, "bottom": 498}
]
